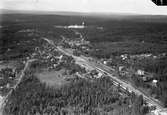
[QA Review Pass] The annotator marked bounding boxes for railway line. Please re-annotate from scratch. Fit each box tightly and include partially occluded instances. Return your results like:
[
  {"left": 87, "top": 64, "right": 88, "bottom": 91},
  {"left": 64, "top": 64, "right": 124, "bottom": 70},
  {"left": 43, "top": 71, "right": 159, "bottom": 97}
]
[
  {"left": 57, "top": 46, "right": 164, "bottom": 109},
  {"left": 44, "top": 37, "right": 166, "bottom": 114}
]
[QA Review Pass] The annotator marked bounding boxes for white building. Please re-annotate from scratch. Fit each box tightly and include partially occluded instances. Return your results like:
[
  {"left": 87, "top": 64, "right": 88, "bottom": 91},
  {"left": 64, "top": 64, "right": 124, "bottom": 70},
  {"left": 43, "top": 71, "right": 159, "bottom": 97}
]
[
  {"left": 136, "top": 69, "right": 145, "bottom": 76},
  {"left": 67, "top": 22, "right": 85, "bottom": 29},
  {"left": 103, "top": 61, "right": 107, "bottom": 65},
  {"left": 97, "top": 72, "right": 103, "bottom": 78},
  {"left": 152, "top": 79, "right": 158, "bottom": 87},
  {"left": 119, "top": 66, "right": 125, "bottom": 72},
  {"left": 121, "top": 54, "right": 128, "bottom": 60}
]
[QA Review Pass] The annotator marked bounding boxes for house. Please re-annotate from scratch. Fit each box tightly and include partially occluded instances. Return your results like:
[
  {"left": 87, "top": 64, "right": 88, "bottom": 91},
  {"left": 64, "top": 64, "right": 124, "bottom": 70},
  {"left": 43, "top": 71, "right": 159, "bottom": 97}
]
[
  {"left": 46, "top": 55, "right": 50, "bottom": 59},
  {"left": 58, "top": 55, "right": 63, "bottom": 60},
  {"left": 97, "top": 72, "right": 103, "bottom": 78},
  {"left": 6, "top": 83, "right": 10, "bottom": 88},
  {"left": 118, "top": 66, "right": 125, "bottom": 72},
  {"left": 23, "top": 61, "right": 26, "bottom": 64},
  {"left": 136, "top": 69, "right": 145, "bottom": 76},
  {"left": 120, "top": 54, "right": 128, "bottom": 60},
  {"left": 103, "top": 60, "right": 112, "bottom": 66},
  {"left": 26, "top": 56, "right": 30, "bottom": 60},
  {"left": 142, "top": 76, "right": 147, "bottom": 82},
  {"left": 103, "top": 61, "right": 107, "bottom": 65},
  {"left": 120, "top": 71, "right": 127, "bottom": 76},
  {"left": 53, "top": 64, "right": 57, "bottom": 68},
  {"left": 51, "top": 58, "right": 54, "bottom": 62},
  {"left": 152, "top": 79, "right": 158, "bottom": 87},
  {"left": 0, "top": 86, "right": 3, "bottom": 89}
]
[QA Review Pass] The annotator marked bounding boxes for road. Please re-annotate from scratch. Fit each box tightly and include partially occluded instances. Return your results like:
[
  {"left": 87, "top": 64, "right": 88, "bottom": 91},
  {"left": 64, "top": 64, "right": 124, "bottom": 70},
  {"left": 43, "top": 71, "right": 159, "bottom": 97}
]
[{"left": 0, "top": 59, "right": 36, "bottom": 115}]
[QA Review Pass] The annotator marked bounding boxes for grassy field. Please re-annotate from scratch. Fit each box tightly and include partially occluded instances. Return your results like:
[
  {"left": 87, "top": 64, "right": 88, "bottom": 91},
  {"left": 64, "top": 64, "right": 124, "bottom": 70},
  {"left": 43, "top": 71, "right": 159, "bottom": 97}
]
[{"left": 36, "top": 70, "right": 69, "bottom": 88}]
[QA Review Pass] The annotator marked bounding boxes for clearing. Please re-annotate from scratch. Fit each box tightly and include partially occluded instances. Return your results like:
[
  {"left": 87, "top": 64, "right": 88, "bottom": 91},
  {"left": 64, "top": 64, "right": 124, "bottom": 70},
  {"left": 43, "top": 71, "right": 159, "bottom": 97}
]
[{"left": 36, "top": 70, "right": 70, "bottom": 88}]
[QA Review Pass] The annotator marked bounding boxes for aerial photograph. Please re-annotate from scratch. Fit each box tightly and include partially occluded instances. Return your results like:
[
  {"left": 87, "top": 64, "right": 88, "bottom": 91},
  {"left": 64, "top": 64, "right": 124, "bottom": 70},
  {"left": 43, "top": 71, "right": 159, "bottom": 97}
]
[{"left": 0, "top": 0, "right": 167, "bottom": 115}]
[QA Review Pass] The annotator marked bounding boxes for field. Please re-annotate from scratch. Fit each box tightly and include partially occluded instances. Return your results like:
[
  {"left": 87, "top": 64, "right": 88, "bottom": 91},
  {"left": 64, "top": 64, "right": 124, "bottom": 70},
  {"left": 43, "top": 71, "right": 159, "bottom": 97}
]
[{"left": 36, "top": 70, "right": 69, "bottom": 88}]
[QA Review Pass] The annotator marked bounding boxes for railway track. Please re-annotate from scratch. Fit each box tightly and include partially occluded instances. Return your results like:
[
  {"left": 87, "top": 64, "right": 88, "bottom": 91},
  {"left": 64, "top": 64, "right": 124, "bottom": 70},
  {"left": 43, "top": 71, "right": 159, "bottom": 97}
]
[{"left": 44, "top": 37, "right": 166, "bottom": 114}]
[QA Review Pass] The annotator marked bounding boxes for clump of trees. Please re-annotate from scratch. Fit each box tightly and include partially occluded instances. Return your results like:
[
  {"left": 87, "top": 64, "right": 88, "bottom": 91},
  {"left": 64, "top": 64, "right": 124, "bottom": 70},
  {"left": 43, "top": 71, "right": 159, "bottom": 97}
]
[{"left": 4, "top": 72, "right": 148, "bottom": 115}]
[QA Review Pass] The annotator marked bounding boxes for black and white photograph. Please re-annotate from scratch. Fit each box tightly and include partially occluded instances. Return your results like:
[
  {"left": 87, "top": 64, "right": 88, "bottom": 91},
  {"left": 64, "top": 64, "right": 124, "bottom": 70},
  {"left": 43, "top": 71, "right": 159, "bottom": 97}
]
[{"left": 0, "top": 0, "right": 167, "bottom": 115}]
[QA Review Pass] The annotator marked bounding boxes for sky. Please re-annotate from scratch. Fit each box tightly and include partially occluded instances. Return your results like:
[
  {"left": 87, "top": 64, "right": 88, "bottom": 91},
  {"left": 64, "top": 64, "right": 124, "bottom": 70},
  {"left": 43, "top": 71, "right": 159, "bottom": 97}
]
[{"left": 0, "top": 0, "right": 167, "bottom": 15}]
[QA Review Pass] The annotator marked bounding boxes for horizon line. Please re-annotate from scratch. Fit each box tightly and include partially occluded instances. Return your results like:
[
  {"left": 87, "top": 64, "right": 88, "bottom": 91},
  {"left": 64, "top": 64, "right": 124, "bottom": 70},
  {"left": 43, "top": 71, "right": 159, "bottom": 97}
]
[{"left": 1, "top": 9, "right": 167, "bottom": 16}]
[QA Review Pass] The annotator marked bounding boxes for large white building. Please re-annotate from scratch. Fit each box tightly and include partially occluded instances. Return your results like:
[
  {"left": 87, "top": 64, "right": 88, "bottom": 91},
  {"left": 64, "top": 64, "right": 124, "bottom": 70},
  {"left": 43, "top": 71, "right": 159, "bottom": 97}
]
[{"left": 67, "top": 22, "right": 85, "bottom": 29}]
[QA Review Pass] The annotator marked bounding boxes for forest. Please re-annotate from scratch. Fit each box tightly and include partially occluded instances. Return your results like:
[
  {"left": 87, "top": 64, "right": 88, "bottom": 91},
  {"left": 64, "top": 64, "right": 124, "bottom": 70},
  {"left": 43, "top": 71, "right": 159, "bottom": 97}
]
[
  {"left": 80, "top": 19, "right": 167, "bottom": 57},
  {"left": 4, "top": 71, "right": 149, "bottom": 115}
]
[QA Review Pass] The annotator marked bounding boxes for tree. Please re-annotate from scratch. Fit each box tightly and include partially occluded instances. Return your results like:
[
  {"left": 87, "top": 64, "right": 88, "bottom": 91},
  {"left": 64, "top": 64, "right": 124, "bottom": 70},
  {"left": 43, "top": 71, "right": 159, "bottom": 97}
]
[{"left": 131, "top": 95, "right": 144, "bottom": 115}]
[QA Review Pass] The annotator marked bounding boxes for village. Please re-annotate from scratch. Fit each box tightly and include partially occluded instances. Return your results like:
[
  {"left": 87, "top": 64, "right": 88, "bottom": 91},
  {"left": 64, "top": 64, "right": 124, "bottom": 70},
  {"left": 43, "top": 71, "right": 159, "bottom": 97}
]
[
  {"left": 54, "top": 28, "right": 167, "bottom": 112},
  {"left": 58, "top": 28, "right": 164, "bottom": 90}
]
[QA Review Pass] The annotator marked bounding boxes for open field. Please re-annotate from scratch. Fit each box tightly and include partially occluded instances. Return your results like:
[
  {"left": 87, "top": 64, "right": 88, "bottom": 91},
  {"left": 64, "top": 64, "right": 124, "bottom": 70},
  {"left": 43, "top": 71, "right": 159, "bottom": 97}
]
[{"left": 36, "top": 70, "right": 69, "bottom": 88}]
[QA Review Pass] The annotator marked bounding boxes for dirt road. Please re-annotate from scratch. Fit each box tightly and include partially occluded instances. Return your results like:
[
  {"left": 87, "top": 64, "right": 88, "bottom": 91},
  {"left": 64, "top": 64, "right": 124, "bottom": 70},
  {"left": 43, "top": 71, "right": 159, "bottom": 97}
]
[{"left": 0, "top": 59, "right": 36, "bottom": 115}]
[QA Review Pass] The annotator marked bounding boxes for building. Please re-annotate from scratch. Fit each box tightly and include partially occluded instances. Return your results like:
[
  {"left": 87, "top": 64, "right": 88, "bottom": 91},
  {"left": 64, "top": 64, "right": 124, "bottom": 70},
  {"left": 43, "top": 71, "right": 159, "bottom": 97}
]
[
  {"left": 152, "top": 79, "right": 158, "bottom": 87},
  {"left": 97, "top": 72, "right": 103, "bottom": 78},
  {"left": 121, "top": 54, "right": 128, "bottom": 60},
  {"left": 66, "top": 22, "right": 85, "bottom": 29},
  {"left": 103, "top": 61, "right": 107, "bottom": 65},
  {"left": 136, "top": 69, "right": 145, "bottom": 76},
  {"left": 118, "top": 66, "right": 125, "bottom": 72}
]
